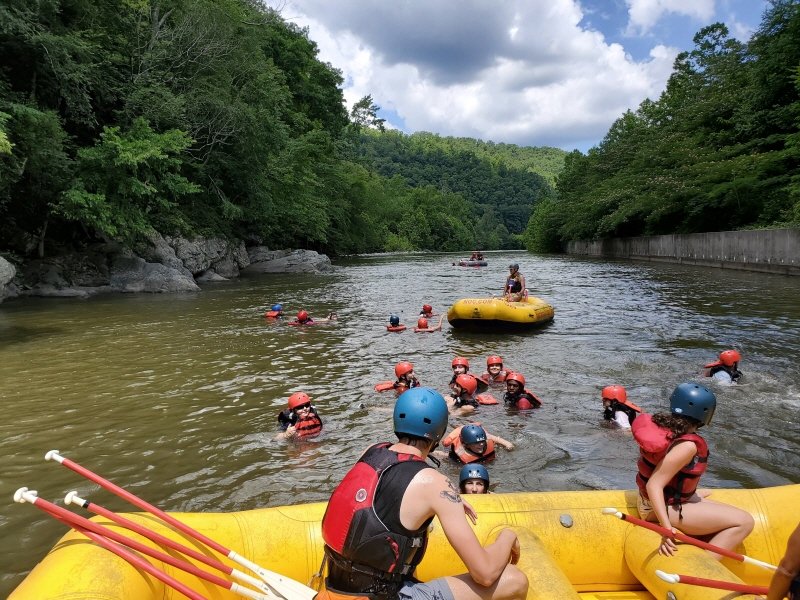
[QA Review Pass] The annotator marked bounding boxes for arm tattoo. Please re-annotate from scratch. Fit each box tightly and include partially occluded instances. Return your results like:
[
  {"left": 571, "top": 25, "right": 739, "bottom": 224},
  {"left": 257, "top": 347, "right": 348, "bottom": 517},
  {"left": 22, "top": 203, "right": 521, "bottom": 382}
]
[{"left": 440, "top": 479, "right": 462, "bottom": 503}]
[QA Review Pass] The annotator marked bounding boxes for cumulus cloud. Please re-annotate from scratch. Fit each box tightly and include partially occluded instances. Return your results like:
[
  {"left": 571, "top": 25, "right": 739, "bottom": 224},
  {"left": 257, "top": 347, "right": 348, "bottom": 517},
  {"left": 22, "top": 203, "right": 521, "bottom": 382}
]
[
  {"left": 285, "top": 0, "right": 680, "bottom": 149},
  {"left": 624, "top": 0, "right": 716, "bottom": 35}
]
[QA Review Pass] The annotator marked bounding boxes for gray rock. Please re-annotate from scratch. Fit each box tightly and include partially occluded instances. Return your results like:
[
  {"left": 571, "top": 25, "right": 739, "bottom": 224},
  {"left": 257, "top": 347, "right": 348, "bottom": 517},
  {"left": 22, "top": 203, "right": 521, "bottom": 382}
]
[
  {"left": 110, "top": 257, "right": 200, "bottom": 293},
  {"left": 20, "top": 255, "right": 110, "bottom": 289},
  {"left": 28, "top": 285, "right": 91, "bottom": 298},
  {"left": 242, "top": 249, "right": 334, "bottom": 274},
  {"left": 247, "top": 246, "right": 289, "bottom": 263},
  {"left": 165, "top": 236, "right": 227, "bottom": 275},
  {"left": 0, "top": 256, "right": 16, "bottom": 303},
  {"left": 196, "top": 269, "right": 228, "bottom": 282},
  {"left": 136, "top": 232, "right": 194, "bottom": 278}
]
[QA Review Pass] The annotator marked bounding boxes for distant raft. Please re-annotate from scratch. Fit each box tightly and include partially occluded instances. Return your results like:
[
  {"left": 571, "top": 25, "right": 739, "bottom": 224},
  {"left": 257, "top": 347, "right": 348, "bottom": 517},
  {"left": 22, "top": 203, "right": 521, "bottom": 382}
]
[
  {"left": 447, "top": 296, "right": 554, "bottom": 331},
  {"left": 453, "top": 260, "right": 488, "bottom": 267}
]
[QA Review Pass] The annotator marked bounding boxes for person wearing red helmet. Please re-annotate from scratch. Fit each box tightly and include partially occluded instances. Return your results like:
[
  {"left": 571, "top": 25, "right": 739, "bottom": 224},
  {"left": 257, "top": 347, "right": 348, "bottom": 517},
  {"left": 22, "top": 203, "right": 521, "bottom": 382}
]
[
  {"left": 481, "top": 355, "right": 511, "bottom": 386},
  {"left": 448, "top": 357, "right": 470, "bottom": 393},
  {"left": 288, "top": 310, "right": 338, "bottom": 325},
  {"left": 277, "top": 392, "right": 323, "bottom": 440},
  {"left": 445, "top": 374, "right": 480, "bottom": 415},
  {"left": 419, "top": 304, "right": 438, "bottom": 318},
  {"left": 394, "top": 361, "right": 420, "bottom": 391},
  {"left": 414, "top": 314, "right": 444, "bottom": 332},
  {"left": 703, "top": 349, "right": 742, "bottom": 384},
  {"left": 602, "top": 385, "right": 642, "bottom": 429},
  {"left": 502, "top": 372, "right": 542, "bottom": 409}
]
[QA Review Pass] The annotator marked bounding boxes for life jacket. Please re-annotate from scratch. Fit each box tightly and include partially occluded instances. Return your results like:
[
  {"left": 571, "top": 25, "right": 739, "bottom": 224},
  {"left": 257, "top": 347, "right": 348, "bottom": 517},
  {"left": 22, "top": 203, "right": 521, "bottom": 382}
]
[
  {"left": 475, "top": 393, "right": 499, "bottom": 405},
  {"left": 442, "top": 424, "right": 496, "bottom": 464},
  {"left": 397, "top": 377, "right": 419, "bottom": 390},
  {"left": 450, "top": 393, "right": 479, "bottom": 409},
  {"left": 386, "top": 325, "right": 406, "bottom": 332},
  {"left": 419, "top": 311, "right": 437, "bottom": 318},
  {"left": 791, "top": 573, "right": 800, "bottom": 600},
  {"left": 288, "top": 319, "right": 315, "bottom": 326},
  {"left": 603, "top": 399, "right": 642, "bottom": 424},
  {"left": 507, "top": 275, "right": 522, "bottom": 294},
  {"left": 266, "top": 310, "right": 282, "bottom": 318},
  {"left": 277, "top": 407, "right": 323, "bottom": 439},
  {"left": 481, "top": 370, "right": 509, "bottom": 384},
  {"left": 321, "top": 444, "right": 432, "bottom": 598},
  {"left": 503, "top": 389, "right": 542, "bottom": 409},
  {"left": 633, "top": 413, "right": 708, "bottom": 506},
  {"left": 705, "top": 364, "right": 742, "bottom": 382}
]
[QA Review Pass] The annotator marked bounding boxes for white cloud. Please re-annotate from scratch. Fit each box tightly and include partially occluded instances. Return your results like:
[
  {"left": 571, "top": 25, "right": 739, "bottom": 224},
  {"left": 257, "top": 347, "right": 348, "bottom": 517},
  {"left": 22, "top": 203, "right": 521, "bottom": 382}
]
[
  {"left": 286, "top": 0, "right": 679, "bottom": 149},
  {"left": 624, "top": 0, "right": 716, "bottom": 35}
]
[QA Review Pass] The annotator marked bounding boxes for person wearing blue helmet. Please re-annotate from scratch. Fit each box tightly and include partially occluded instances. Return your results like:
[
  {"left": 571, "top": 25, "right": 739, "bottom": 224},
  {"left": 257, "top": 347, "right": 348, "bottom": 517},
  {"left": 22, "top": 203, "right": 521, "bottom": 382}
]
[
  {"left": 438, "top": 423, "right": 513, "bottom": 464},
  {"left": 632, "top": 383, "right": 754, "bottom": 560},
  {"left": 459, "top": 464, "right": 490, "bottom": 494},
  {"left": 319, "top": 388, "right": 528, "bottom": 600},
  {"left": 265, "top": 303, "right": 284, "bottom": 318}
]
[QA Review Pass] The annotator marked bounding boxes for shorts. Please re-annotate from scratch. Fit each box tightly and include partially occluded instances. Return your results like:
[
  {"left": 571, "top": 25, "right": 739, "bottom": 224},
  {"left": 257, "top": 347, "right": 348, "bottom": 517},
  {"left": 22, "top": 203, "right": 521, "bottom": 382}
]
[
  {"left": 397, "top": 579, "right": 454, "bottom": 600},
  {"left": 637, "top": 495, "right": 658, "bottom": 522}
]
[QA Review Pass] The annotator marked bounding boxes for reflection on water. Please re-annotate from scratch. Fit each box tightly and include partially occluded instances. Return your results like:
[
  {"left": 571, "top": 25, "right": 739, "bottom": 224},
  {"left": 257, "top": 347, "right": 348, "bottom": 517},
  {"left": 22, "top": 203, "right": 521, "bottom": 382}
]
[{"left": 1, "top": 252, "right": 799, "bottom": 595}]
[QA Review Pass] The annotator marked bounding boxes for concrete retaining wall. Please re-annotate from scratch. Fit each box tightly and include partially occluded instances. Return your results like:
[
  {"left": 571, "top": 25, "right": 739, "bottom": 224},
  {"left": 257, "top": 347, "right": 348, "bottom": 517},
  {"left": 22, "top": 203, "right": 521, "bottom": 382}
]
[{"left": 565, "top": 228, "right": 800, "bottom": 276}]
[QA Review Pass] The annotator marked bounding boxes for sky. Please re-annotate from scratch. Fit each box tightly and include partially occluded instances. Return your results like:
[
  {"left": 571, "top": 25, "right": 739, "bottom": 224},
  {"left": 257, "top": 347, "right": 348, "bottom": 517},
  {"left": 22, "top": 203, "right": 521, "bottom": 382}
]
[{"left": 281, "top": 0, "right": 770, "bottom": 152}]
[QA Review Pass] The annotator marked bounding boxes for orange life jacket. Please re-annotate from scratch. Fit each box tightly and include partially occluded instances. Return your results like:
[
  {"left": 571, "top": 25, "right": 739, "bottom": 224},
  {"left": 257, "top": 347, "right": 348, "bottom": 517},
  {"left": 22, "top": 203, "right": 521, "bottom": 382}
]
[
  {"left": 442, "top": 424, "right": 496, "bottom": 464},
  {"left": 632, "top": 413, "right": 708, "bottom": 505},
  {"left": 481, "top": 370, "right": 509, "bottom": 384},
  {"left": 475, "top": 393, "right": 499, "bottom": 405},
  {"left": 265, "top": 310, "right": 282, "bottom": 318},
  {"left": 386, "top": 324, "right": 406, "bottom": 332}
]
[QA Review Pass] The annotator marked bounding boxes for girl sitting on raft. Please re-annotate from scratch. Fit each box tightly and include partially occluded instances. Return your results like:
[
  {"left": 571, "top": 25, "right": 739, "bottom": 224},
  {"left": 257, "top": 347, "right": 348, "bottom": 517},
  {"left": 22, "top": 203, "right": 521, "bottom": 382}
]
[
  {"left": 414, "top": 315, "right": 444, "bottom": 332},
  {"left": 704, "top": 349, "right": 742, "bottom": 384},
  {"left": 419, "top": 304, "right": 438, "bottom": 318},
  {"left": 438, "top": 423, "right": 513, "bottom": 464},
  {"left": 502, "top": 373, "right": 542, "bottom": 409},
  {"left": 277, "top": 392, "right": 323, "bottom": 440},
  {"left": 481, "top": 355, "right": 511, "bottom": 385},
  {"left": 459, "top": 464, "right": 491, "bottom": 494},
  {"left": 602, "top": 385, "right": 642, "bottom": 429},
  {"left": 632, "top": 383, "right": 754, "bottom": 558}
]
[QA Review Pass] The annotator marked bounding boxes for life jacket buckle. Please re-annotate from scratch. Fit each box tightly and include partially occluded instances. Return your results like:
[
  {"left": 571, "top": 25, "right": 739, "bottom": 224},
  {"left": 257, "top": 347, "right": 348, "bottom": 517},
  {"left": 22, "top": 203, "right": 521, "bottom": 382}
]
[{"left": 411, "top": 537, "right": 422, "bottom": 548}]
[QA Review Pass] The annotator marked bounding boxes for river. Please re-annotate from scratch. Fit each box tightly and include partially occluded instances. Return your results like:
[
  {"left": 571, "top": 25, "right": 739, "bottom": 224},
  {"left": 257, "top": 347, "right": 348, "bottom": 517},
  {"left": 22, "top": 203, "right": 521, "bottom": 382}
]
[{"left": 1, "top": 251, "right": 799, "bottom": 595}]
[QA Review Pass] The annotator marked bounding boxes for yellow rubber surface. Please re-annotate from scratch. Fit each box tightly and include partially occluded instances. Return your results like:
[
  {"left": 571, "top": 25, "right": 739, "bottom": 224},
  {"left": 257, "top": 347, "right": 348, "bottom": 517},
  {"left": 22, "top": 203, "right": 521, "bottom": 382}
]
[
  {"left": 10, "top": 485, "right": 797, "bottom": 600},
  {"left": 447, "top": 297, "right": 555, "bottom": 327}
]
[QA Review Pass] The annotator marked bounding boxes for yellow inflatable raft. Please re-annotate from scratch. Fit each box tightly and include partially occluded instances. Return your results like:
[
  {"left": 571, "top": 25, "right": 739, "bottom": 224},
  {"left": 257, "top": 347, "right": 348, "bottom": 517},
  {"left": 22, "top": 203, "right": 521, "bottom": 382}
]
[
  {"left": 447, "top": 296, "right": 554, "bottom": 331},
  {"left": 11, "top": 485, "right": 798, "bottom": 600}
]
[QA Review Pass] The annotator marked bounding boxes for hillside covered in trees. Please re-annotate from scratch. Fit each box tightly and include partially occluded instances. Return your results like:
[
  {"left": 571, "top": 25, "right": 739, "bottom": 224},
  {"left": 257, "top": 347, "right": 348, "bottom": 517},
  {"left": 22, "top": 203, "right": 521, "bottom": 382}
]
[
  {"left": 525, "top": 0, "right": 800, "bottom": 252},
  {"left": 0, "top": 0, "right": 561, "bottom": 258}
]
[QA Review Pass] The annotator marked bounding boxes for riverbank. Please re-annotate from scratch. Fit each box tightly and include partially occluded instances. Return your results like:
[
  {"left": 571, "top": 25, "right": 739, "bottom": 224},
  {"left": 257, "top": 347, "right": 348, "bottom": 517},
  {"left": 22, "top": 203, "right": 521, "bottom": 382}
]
[
  {"left": 565, "top": 228, "right": 800, "bottom": 276},
  {"left": 0, "top": 232, "right": 333, "bottom": 304}
]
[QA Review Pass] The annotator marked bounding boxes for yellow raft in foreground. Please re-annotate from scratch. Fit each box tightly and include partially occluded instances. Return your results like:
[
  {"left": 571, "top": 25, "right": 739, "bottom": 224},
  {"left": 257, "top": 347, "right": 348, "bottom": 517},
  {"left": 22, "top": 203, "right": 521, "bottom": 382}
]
[
  {"left": 447, "top": 296, "right": 554, "bottom": 331},
  {"left": 11, "top": 485, "right": 798, "bottom": 600}
]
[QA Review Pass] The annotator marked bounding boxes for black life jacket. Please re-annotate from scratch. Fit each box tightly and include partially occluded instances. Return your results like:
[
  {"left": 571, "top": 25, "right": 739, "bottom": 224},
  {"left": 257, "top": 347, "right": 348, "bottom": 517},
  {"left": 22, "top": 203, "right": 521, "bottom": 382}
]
[
  {"left": 321, "top": 444, "right": 432, "bottom": 598},
  {"left": 451, "top": 393, "right": 478, "bottom": 409},
  {"left": 507, "top": 275, "right": 522, "bottom": 293},
  {"left": 709, "top": 365, "right": 742, "bottom": 382},
  {"left": 604, "top": 400, "right": 639, "bottom": 424},
  {"left": 791, "top": 573, "right": 800, "bottom": 600}
]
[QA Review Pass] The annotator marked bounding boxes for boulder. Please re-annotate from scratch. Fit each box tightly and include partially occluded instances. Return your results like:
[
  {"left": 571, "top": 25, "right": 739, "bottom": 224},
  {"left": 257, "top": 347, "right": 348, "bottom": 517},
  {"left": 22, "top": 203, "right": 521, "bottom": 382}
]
[
  {"left": 196, "top": 269, "right": 228, "bottom": 282},
  {"left": 162, "top": 236, "right": 250, "bottom": 278},
  {"left": 247, "top": 246, "right": 289, "bottom": 263},
  {"left": 110, "top": 257, "right": 200, "bottom": 293},
  {"left": 0, "top": 256, "right": 16, "bottom": 303},
  {"left": 242, "top": 249, "right": 334, "bottom": 274},
  {"left": 136, "top": 232, "right": 194, "bottom": 278}
]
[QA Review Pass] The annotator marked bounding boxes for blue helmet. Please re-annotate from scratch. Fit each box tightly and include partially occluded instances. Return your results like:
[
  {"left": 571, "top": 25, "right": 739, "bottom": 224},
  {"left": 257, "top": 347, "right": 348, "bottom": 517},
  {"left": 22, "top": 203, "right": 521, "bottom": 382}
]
[
  {"left": 460, "top": 424, "right": 487, "bottom": 445},
  {"left": 393, "top": 388, "right": 449, "bottom": 442},
  {"left": 669, "top": 383, "right": 716, "bottom": 427},
  {"left": 459, "top": 464, "right": 489, "bottom": 487},
  {"left": 389, "top": 315, "right": 400, "bottom": 327},
  {"left": 272, "top": 304, "right": 282, "bottom": 311}
]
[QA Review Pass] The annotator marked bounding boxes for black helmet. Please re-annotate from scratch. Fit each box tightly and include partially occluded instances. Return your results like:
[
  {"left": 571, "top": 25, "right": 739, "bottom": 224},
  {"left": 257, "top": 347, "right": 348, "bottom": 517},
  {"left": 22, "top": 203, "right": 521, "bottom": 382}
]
[
  {"left": 508, "top": 263, "right": 519, "bottom": 271},
  {"left": 669, "top": 383, "right": 716, "bottom": 427},
  {"left": 389, "top": 315, "right": 400, "bottom": 327}
]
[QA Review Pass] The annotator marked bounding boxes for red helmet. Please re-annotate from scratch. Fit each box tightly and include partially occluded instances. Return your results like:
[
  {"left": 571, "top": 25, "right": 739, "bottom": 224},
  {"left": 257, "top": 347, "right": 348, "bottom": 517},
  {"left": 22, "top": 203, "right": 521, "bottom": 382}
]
[
  {"left": 297, "top": 310, "right": 309, "bottom": 322},
  {"left": 395, "top": 361, "right": 414, "bottom": 378},
  {"left": 417, "top": 317, "right": 429, "bottom": 329},
  {"left": 506, "top": 372, "right": 525, "bottom": 386},
  {"left": 288, "top": 392, "right": 311, "bottom": 410},
  {"left": 601, "top": 385, "right": 627, "bottom": 403},
  {"left": 422, "top": 304, "right": 433, "bottom": 313},
  {"left": 719, "top": 350, "right": 741, "bottom": 367},
  {"left": 487, "top": 355, "right": 503, "bottom": 367},
  {"left": 452, "top": 357, "right": 469, "bottom": 369},
  {"left": 455, "top": 374, "right": 478, "bottom": 395}
]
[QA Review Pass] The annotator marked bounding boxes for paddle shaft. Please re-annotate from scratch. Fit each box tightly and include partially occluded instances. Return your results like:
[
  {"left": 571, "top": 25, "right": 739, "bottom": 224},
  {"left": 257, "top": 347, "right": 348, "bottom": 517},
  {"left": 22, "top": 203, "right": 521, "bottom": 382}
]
[
  {"left": 28, "top": 496, "right": 265, "bottom": 599},
  {"left": 674, "top": 573, "right": 768, "bottom": 595},
  {"left": 617, "top": 511, "right": 771, "bottom": 567}
]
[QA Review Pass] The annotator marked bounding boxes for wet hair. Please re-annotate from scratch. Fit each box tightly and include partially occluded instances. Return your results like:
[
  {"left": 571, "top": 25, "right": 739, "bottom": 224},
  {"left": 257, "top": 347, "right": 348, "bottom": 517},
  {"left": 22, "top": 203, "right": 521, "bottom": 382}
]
[
  {"left": 395, "top": 433, "right": 436, "bottom": 447},
  {"left": 652, "top": 413, "right": 702, "bottom": 440}
]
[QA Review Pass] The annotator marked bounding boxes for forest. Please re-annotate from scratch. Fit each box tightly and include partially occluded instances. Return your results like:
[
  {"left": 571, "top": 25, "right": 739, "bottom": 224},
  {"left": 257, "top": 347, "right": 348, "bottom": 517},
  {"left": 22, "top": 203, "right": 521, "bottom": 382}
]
[
  {"left": 0, "top": 0, "right": 561, "bottom": 258},
  {"left": 525, "top": 0, "right": 800, "bottom": 252}
]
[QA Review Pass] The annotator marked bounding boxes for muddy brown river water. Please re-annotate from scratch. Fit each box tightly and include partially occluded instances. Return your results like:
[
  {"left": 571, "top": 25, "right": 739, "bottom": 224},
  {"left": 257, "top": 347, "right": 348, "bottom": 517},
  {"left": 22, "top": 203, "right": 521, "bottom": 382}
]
[{"left": 1, "top": 251, "right": 799, "bottom": 595}]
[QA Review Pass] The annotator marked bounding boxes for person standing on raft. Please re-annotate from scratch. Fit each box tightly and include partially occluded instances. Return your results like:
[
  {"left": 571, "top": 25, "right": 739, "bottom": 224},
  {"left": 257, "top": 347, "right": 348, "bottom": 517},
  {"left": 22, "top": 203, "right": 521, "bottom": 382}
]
[
  {"left": 767, "top": 520, "right": 800, "bottom": 600},
  {"left": 317, "top": 387, "right": 528, "bottom": 600},
  {"left": 602, "top": 386, "right": 642, "bottom": 429},
  {"left": 504, "top": 264, "right": 526, "bottom": 302},
  {"left": 632, "top": 383, "right": 754, "bottom": 558},
  {"left": 703, "top": 349, "right": 742, "bottom": 384},
  {"left": 277, "top": 392, "right": 323, "bottom": 440},
  {"left": 415, "top": 315, "right": 444, "bottom": 332},
  {"left": 459, "top": 464, "right": 491, "bottom": 495},
  {"left": 438, "top": 423, "right": 513, "bottom": 464},
  {"left": 502, "top": 373, "right": 542, "bottom": 409}
]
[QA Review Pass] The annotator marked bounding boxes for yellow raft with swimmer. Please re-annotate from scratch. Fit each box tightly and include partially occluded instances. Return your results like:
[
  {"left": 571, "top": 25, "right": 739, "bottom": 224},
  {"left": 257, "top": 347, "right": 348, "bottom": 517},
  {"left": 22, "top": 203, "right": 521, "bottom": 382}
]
[
  {"left": 10, "top": 484, "right": 799, "bottom": 600},
  {"left": 447, "top": 296, "right": 554, "bottom": 331}
]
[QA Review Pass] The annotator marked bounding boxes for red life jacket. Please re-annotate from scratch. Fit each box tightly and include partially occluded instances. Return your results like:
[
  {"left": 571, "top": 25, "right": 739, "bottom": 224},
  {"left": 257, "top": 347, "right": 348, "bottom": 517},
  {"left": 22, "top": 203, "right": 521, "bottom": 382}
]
[
  {"left": 265, "top": 310, "right": 282, "bottom": 318},
  {"left": 633, "top": 413, "right": 708, "bottom": 505},
  {"left": 386, "top": 325, "right": 406, "bottom": 332},
  {"left": 277, "top": 408, "right": 323, "bottom": 439},
  {"left": 321, "top": 444, "right": 432, "bottom": 594},
  {"left": 442, "top": 425, "right": 496, "bottom": 464},
  {"left": 481, "top": 370, "right": 508, "bottom": 384},
  {"left": 504, "top": 389, "right": 542, "bottom": 409}
]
